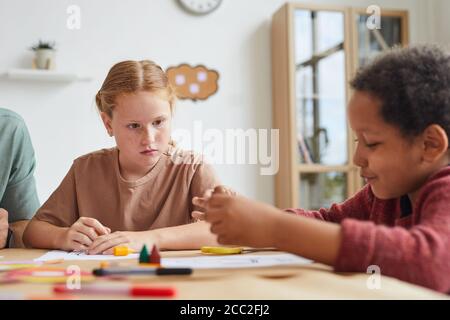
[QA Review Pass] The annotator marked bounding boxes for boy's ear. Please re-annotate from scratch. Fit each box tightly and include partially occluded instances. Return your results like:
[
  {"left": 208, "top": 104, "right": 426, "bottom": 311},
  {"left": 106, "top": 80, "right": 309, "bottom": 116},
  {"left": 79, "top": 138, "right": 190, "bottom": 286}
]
[
  {"left": 422, "top": 124, "right": 448, "bottom": 162},
  {"left": 100, "top": 112, "right": 114, "bottom": 137}
]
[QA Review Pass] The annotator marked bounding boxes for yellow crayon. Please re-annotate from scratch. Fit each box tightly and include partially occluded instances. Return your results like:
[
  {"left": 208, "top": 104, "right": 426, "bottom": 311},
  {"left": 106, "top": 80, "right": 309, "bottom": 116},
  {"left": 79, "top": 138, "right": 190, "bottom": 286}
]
[
  {"left": 201, "top": 246, "right": 243, "bottom": 255},
  {"left": 113, "top": 246, "right": 136, "bottom": 256}
]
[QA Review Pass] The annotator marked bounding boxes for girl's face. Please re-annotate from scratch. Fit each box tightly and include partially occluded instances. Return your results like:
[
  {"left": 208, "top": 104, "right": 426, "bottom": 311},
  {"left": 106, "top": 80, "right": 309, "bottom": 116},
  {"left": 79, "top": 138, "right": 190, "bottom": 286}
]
[
  {"left": 102, "top": 91, "right": 172, "bottom": 175},
  {"left": 348, "top": 91, "right": 430, "bottom": 201}
]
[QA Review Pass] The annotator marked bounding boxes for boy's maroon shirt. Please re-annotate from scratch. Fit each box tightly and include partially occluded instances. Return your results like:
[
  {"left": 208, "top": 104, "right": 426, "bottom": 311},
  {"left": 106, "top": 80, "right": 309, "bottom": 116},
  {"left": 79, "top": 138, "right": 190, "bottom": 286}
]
[{"left": 287, "top": 166, "right": 450, "bottom": 293}]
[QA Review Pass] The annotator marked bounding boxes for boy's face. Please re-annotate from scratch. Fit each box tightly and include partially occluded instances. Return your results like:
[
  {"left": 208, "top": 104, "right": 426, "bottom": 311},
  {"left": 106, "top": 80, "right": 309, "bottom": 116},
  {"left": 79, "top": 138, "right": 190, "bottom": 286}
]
[
  {"left": 102, "top": 91, "right": 172, "bottom": 173},
  {"left": 348, "top": 91, "right": 428, "bottom": 200}
]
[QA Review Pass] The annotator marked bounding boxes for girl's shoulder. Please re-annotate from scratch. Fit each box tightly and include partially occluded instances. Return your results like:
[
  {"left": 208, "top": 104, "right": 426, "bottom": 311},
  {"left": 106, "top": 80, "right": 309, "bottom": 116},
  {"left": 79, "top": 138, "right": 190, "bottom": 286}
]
[
  {"left": 72, "top": 147, "right": 117, "bottom": 169},
  {"left": 162, "top": 146, "right": 207, "bottom": 168}
]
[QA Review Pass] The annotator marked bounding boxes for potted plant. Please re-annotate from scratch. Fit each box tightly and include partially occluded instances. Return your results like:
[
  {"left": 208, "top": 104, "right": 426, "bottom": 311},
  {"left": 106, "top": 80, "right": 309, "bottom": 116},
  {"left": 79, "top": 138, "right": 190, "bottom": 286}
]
[{"left": 30, "top": 40, "right": 56, "bottom": 70}]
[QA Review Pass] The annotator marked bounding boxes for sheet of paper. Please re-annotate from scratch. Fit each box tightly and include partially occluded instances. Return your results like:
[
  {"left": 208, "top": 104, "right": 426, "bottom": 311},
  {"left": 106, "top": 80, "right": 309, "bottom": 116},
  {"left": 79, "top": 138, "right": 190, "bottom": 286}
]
[
  {"left": 161, "top": 253, "right": 312, "bottom": 269},
  {"left": 34, "top": 250, "right": 138, "bottom": 261},
  {"left": 35, "top": 251, "right": 312, "bottom": 269}
]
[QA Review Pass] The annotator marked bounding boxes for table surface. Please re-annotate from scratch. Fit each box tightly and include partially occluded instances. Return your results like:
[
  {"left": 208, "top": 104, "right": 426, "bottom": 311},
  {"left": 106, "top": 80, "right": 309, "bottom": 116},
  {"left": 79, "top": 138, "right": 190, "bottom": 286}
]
[{"left": 0, "top": 248, "right": 447, "bottom": 300}]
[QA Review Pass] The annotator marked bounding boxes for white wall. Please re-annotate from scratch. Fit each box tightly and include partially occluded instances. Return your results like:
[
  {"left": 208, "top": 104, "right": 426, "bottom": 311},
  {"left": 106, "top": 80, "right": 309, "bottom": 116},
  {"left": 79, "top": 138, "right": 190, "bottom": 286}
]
[
  {"left": 0, "top": 0, "right": 445, "bottom": 205},
  {"left": 432, "top": 0, "right": 450, "bottom": 44}
]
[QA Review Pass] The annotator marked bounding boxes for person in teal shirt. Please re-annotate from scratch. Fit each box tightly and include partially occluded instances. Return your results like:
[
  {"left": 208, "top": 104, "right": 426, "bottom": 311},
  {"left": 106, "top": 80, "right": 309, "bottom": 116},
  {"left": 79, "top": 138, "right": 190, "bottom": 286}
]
[{"left": 0, "top": 108, "right": 40, "bottom": 248}]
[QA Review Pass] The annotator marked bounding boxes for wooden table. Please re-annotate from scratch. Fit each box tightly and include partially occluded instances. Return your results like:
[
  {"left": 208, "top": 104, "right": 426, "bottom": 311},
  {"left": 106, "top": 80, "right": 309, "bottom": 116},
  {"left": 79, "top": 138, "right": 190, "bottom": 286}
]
[{"left": 0, "top": 249, "right": 447, "bottom": 300}]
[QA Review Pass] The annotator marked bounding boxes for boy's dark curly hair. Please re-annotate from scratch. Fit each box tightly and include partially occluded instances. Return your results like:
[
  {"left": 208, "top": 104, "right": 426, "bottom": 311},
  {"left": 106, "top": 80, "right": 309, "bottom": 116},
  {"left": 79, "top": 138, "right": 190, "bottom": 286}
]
[{"left": 350, "top": 45, "right": 450, "bottom": 142}]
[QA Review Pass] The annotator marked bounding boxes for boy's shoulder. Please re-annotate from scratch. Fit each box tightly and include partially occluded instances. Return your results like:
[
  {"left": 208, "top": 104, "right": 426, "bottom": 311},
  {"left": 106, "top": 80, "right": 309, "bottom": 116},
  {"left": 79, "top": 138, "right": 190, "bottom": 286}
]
[
  {"left": 415, "top": 166, "right": 450, "bottom": 209},
  {"left": 420, "top": 166, "right": 450, "bottom": 194}
]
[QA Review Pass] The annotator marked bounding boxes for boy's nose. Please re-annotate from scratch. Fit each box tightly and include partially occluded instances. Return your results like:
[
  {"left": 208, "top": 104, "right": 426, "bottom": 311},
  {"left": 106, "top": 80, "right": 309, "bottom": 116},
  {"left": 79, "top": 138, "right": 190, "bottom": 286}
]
[{"left": 352, "top": 144, "right": 368, "bottom": 168}]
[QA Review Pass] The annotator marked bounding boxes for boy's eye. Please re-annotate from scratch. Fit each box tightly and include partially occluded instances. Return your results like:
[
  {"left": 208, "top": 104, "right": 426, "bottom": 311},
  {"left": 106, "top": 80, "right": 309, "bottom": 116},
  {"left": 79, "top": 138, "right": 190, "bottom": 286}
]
[
  {"left": 127, "top": 123, "right": 140, "bottom": 129},
  {"left": 365, "top": 142, "right": 380, "bottom": 148}
]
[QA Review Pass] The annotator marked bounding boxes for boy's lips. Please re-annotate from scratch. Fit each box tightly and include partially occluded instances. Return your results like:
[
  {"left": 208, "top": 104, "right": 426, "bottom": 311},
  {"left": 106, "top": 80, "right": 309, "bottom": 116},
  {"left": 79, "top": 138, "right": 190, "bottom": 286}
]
[{"left": 361, "top": 175, "right": 377, "bottom": 183}]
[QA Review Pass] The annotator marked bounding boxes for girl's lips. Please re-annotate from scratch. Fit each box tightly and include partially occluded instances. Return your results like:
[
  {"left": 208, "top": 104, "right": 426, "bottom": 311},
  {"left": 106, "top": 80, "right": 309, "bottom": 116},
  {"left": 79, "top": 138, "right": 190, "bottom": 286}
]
[{"left": 140, "top": 149, "right": 158, "bottom": 156}]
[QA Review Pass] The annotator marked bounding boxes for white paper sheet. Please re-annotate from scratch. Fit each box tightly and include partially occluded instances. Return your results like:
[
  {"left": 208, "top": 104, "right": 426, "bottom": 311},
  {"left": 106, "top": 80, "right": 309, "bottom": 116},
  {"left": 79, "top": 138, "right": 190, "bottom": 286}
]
[
  {"left": 35, "top": 251, "right": 312, "bottom": 269},
  {"left": 161, "top": 253, "right": 312, "bottom": 269},
  {"left": 34, "top": 250, "right": 139, "bottom": 261}
]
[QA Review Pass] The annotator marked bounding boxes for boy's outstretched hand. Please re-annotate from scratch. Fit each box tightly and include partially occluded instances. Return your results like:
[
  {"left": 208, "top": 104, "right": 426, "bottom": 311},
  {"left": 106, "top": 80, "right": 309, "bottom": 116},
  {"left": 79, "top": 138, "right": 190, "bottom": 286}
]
[
  {"left": 191, "top": 186, "right": 236, "bottom": 221},
  {"left": 192, "top": 189, "right": 280, "bottom": 248}
]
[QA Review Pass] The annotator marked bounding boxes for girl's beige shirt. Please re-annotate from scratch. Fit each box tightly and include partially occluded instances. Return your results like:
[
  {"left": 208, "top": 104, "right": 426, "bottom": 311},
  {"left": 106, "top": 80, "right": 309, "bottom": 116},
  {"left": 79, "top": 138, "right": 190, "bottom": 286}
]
[{"left": 32, "top": 147, "right": 219, "bottom": 231}]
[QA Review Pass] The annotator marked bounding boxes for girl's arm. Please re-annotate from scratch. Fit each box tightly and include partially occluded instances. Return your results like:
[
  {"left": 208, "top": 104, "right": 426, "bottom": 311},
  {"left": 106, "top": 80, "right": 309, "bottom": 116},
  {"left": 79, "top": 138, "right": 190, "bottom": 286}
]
[
  {"left": 23, "top": 219, "right": 67, "bottom": 249},
  {"left": 153, "top": 221, "right": 219, "bottom": 249},
  {"left": 9, "top": 220, "right": 31, "bottom": 248},
  {"left": 24, "top": 217, "right": 110, "bottom": 251},
  {"left": 87, "top": 221, "right": 218, "bottom": 254}
]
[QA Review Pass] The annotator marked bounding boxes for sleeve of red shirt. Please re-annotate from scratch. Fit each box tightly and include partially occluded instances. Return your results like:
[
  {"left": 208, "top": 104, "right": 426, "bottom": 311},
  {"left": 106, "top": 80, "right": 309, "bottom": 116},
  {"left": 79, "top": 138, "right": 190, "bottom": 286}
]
[
  {"left": 334, "top": 179, "right": 450, "bottom": 293},
  {"left": 285, "top": 184, "right": 374, "bottom": 223}
]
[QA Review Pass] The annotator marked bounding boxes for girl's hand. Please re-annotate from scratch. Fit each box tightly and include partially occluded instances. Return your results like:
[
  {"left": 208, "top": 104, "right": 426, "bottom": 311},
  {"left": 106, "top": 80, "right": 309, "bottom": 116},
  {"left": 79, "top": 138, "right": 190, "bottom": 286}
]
[
  {"left": 61, "top": 217, "right": 111, "bottom": 252},
  {"left": 192, "top": 185, "right": 236, "bottom": 221},
  {"left": 87, "top": 231, "right": 156, "bottom": 255}
]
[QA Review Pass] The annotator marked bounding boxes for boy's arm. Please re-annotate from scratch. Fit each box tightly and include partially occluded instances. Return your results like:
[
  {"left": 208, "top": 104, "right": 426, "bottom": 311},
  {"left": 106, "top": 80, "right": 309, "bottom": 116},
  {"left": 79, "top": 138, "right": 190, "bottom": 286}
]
[
  {"left": 285, "top": 184, "right": 374, "bottom": 223},
  {"left": 271, "top": 212, "right": 342, "bottom": 266},
  {"left": 197, "top": 194, "right": 343, "bottom": 265}
]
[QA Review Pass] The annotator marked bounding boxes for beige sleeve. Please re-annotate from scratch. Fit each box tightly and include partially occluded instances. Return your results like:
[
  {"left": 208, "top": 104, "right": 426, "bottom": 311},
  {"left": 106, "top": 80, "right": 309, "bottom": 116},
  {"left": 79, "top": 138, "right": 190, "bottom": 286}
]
[
  {"left": 188, "top": 162, "right": 220, "bottom": 217},
  {"left": 32, "top": 164, "right": 79, "bottom": 227}
]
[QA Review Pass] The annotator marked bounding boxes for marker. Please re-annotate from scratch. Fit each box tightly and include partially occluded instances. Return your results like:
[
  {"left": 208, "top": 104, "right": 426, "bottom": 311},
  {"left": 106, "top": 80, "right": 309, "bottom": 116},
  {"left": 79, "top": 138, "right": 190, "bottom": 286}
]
[
  {"left": 201, "top": 246, "right": 243, "bottom": 255},
  {"left": 0, "top": 292, "right": 74, "bottom": 300},
  {"left": 113, "top": 246, "right": 136, "bottom": 256},
  {"left": 53, "top": 283, "right": 176, "bottom": 297},
  {"left": 93, "top": 267, "right": 192, "bottom": 276}
]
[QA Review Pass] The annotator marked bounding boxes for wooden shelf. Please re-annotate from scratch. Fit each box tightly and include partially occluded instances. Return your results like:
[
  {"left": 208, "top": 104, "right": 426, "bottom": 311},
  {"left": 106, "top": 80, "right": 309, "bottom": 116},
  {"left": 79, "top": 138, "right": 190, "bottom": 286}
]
[
  {"left": 1, "top": 69, "right": 92, "bottom": 82},
  {"left": 272, "top": 3, "right": 409, "bottom": 209},
  {"left": 298, "top": 164, "right": 351, "bottom": 173}
]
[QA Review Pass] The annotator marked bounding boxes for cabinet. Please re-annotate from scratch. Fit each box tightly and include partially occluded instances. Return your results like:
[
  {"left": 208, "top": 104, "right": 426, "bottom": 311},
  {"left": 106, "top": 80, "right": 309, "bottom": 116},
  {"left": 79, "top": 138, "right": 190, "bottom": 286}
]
[{"left": 271, "top": 3, "right": 408, "bottom": 209}]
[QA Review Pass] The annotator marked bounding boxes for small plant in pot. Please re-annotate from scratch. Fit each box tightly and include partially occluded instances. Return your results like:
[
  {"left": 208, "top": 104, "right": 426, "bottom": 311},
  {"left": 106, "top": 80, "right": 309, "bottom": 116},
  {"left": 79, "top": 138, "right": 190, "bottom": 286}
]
[{"left": 30, "top": 40, "right": 56, "bottom": 70}]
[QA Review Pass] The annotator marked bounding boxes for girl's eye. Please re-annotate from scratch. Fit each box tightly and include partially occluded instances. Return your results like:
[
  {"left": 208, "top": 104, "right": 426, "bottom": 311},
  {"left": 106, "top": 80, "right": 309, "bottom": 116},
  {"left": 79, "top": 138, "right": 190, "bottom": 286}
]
[
  {"left": 127, "top": 123, "right": 140, "bottom": 129},
  {"left": 153, "top": 119, "right": 165, "bottom": 127}
]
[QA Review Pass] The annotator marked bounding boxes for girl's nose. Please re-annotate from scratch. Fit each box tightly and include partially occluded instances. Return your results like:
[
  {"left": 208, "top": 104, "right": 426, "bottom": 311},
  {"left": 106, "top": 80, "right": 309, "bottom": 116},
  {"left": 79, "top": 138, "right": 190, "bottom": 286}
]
[{"left": 141, "top": 128, "right": 156, "bottom": 145}]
